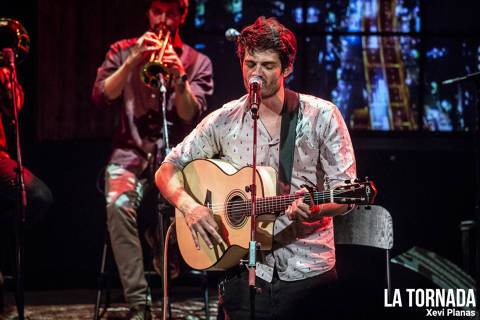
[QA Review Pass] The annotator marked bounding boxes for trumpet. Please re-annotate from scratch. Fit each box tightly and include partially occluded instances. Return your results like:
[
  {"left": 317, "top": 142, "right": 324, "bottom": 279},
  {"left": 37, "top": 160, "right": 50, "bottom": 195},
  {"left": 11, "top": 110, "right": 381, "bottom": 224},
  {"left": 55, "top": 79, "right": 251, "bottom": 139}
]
[
  {"left": 140, "top": 26, "right": 171, "bottom": 88},
  {"left": 0, "top": 18, "right": 30, "bottom": 66}
]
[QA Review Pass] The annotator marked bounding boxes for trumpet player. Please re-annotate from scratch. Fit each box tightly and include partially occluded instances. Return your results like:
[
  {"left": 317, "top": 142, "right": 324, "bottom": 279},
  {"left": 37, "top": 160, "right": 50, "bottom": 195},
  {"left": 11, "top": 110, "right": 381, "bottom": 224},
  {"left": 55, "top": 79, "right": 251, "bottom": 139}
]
[{"left": 92, "top": 0, "right": 213, "bottom": 318}]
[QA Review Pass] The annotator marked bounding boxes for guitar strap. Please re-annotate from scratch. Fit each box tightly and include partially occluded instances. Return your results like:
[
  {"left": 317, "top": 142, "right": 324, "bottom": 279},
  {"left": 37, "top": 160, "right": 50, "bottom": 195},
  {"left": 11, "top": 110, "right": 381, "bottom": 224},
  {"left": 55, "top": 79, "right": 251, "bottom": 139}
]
[{"left": 278, "top": 89, "right": 300, "bottom": 195}]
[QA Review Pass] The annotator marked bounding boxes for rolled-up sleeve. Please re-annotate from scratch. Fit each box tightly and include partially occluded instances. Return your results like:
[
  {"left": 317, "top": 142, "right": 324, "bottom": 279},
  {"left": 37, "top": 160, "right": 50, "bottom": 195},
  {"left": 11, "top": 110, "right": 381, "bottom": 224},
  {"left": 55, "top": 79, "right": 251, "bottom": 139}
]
[
  {"left": 188, "top": 54, "right": 214, "bottom": 117},
  {"left": 319, "top": 106, "right": 357, "bottom": 190},
  {"left": 92, "top": 43, "right": 123, "bottom": 108}
]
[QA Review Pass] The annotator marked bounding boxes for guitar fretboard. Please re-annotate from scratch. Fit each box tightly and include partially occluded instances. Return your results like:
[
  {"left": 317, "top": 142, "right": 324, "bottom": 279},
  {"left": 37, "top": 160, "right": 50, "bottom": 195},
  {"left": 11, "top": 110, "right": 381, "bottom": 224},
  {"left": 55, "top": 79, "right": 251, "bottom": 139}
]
[{"left": 222, "top": 190, "right": 340, "bottom": 216}]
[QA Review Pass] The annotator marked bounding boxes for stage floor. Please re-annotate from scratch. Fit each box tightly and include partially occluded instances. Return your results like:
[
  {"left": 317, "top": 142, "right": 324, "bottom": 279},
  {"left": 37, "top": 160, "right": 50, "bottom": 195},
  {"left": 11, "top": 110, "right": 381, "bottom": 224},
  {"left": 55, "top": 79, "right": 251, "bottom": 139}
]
[{"left": 1, "top": 287, "right": 218, "bottom": 320}]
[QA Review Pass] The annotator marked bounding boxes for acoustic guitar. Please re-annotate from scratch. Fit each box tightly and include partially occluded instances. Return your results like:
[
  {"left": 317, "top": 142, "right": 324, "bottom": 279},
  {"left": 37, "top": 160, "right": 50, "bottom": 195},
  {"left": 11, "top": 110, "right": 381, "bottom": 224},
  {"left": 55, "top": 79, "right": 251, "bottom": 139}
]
[{"left": 175, "top": 158, "right": 377, "bottom": 271}]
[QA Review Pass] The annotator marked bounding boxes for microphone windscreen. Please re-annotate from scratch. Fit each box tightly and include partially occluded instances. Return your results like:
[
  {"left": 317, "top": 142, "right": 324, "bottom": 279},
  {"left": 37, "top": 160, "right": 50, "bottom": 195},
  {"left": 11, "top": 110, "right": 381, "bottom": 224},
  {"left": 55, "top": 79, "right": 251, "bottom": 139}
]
[
  {"left": 225, "top": 28, "right": 240, "bottom": 42},
  {"left": 248, "top": 76, "right": 262, "bottom": 87}
]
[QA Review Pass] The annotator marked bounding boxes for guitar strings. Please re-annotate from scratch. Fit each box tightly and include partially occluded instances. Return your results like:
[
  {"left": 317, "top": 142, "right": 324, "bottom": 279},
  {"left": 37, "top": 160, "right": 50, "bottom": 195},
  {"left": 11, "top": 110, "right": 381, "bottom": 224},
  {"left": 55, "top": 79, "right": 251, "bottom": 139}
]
[
  {"left": 206, "top": 189, "right": 353, "bottom": 211},
  {"left": 207, "top": 189, "right": 354, "bottom": 212},
  {"left": 210, "top": 197, "right": 363, "bottom": 218},
  {"left": 205, "top": 189, "right": 362, "bottom": 217}
]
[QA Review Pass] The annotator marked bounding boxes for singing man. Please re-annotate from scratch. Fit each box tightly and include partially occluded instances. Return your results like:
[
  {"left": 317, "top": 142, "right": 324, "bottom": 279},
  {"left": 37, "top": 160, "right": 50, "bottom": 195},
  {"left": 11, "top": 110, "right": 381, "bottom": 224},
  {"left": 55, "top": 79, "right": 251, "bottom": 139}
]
[{"left": 156, "top": 16, "right": 356, "bottom": 319}]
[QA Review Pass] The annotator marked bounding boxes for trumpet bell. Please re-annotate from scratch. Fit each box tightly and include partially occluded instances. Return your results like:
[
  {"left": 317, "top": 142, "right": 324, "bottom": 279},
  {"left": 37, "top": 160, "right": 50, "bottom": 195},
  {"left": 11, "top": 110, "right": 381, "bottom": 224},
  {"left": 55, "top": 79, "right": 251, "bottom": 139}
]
[
  {"left": 141, "top": 61, "right": 170, "bottom": 88},
  {"left": 140, "top": 25, "right": 171, "bottom": 89},
  {"left": 0, "top": 18, "right": 30, "bottom": 65}
]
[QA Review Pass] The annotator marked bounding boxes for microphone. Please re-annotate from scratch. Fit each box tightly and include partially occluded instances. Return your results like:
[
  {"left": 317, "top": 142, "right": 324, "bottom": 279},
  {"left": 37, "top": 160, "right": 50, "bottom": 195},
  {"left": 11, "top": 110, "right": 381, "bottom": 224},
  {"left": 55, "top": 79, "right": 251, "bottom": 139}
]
[
  {"left": 225, "top": 28, "right": 240, "bottom": 42},
  {"left": 248, "top": 76, "right": 262, "bottom": 114}
]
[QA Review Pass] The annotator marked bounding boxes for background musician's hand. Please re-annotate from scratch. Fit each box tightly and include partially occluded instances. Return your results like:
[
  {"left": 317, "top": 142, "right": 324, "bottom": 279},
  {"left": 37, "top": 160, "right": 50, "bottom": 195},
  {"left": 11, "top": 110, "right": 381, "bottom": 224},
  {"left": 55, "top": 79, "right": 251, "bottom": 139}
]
[
  {"left": 285, "top": 188, "right": 313, "bottom": 222},
  {"left": 185, "top": 205, "right": 223, "bottom": 250},
  {"left": 125, "top": 31, "right": 162, "bottom": 70},
  {"left": 0, "top": 66, "right": 24, "bottom": 115},
  {"left": 162, "top": 43, "right": 185, "bottom": 80}
]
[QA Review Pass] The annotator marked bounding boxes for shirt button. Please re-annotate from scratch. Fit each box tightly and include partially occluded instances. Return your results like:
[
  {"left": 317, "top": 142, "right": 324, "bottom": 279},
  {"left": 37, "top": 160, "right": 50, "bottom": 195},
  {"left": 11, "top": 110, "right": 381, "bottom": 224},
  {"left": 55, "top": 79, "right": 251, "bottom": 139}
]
[{"left": 151, "top": 93, "right": 156, "bottom": 99}]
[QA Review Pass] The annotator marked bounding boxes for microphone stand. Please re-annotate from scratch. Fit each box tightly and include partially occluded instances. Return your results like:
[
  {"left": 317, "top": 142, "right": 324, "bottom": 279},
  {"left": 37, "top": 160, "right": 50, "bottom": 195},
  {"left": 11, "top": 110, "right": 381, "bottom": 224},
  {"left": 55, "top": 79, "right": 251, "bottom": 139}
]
[
  {"left": 159, "top": 75, "right": 170, "bottom": 155},
  {"left": 157, "top": 73, "right": 171, "bottom": 319},
  {"left": 443, "top": 72, "right": 480, "bottom": 308},
  {"left": 6, "top": 49, "right": 27, "bottom": 320},
  {"left": 246, "top": 83, "right": 261, "bottom": 320}
]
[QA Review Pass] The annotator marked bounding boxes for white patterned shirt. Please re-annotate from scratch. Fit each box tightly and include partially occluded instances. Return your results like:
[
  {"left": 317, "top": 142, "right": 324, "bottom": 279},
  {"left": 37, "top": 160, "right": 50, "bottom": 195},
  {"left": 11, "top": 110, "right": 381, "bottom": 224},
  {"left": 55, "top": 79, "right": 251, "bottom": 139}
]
[{"left": 164, "top": 93, "right": 357, "bottom": 282}]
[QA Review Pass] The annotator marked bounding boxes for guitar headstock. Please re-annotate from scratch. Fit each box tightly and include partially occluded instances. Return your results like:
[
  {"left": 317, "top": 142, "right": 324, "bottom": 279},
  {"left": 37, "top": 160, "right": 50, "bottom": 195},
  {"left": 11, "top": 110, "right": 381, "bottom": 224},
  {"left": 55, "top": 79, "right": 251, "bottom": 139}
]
[{"left": 333, "top": 178, "right": 377, "bottom": 205}]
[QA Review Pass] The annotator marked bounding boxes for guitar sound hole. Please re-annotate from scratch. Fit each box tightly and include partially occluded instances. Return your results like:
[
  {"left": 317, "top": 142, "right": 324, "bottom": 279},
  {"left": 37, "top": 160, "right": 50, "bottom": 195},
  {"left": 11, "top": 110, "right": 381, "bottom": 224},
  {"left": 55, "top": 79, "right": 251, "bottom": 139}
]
[{"left": 226, "top": 195, "right": 248, "bottom": 228}]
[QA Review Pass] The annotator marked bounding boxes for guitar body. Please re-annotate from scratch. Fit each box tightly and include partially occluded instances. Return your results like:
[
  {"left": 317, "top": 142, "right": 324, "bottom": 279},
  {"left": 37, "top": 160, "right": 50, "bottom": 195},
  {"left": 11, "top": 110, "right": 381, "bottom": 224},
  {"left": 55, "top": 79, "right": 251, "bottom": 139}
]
[{"left": 176, "top": 159, "right": 277, "bottom": 271}]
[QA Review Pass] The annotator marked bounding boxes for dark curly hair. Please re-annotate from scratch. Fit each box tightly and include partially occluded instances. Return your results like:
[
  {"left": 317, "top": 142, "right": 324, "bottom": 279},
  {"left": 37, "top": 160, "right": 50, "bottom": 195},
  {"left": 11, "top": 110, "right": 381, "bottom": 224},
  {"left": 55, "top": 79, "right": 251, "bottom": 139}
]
[
  {"left": 144, "top": 0, "right": 189, "bottom": 22},
  {"left": 237, "top": 16, "right": 297, "bottom": 72}
]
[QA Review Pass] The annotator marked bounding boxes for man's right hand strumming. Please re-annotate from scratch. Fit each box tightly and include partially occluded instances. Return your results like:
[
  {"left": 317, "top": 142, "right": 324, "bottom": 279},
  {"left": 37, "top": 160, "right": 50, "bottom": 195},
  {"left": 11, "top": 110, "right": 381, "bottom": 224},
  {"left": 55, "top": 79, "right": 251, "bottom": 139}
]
[
  {"left": 155, "top": 162, "right": 223, "bottom": 250},
  {"left": 185, "top": 204, "right": 223, "bottom": 250}
]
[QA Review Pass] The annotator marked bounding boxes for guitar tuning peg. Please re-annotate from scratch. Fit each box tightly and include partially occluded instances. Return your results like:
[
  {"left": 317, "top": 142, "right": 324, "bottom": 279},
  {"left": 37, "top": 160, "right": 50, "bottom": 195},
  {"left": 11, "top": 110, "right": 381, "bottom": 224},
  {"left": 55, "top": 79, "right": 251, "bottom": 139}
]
[{"left": 354, "top": 178, "right": 359, "bottom": 183}]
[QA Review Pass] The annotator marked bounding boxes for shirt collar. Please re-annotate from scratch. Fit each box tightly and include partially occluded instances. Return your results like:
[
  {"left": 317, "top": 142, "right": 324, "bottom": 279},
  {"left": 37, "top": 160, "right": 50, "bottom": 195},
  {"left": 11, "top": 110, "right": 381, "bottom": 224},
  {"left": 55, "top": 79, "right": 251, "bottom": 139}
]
[{"left": 241, "top": 90, "right": 299, "bottom": 114}]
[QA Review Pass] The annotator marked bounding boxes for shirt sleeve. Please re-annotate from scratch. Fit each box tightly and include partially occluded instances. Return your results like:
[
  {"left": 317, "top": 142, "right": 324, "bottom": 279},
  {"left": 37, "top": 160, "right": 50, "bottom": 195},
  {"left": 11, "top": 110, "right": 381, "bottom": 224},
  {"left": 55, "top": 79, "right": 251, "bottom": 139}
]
[
  {"left": 0, "top": 67, "right": 24, "bottom": 117},
  {"left": 164, "top": 110, "right": 220, "bottom": 170},
  {"left": 319, "top": 106, "right": 357, "bottom": 190},
  {"left": 91, "top": 42, "right": 124, "bottom": 108},
  {"left": 187, "top": 54, "right": 214, "bottom": 118}
]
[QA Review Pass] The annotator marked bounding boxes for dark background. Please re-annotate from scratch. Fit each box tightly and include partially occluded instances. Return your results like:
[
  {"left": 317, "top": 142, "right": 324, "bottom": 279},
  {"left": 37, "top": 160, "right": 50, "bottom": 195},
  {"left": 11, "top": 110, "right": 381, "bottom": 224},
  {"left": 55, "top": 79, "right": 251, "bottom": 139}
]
[{"left": 0, "top": 0, "right": 479, "bottom": 314}]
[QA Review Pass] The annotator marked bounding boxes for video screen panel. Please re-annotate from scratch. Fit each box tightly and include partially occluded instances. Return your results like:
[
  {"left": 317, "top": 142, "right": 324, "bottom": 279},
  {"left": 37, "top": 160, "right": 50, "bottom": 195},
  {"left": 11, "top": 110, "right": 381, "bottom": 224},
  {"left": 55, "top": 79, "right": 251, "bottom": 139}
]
[
  {"left": 295, "top": 0, "right": 420, "bottom": 33},
  {"left": 192, "top": 0, "right": 420, "bottom": 33},
  {"left": 188, "top": 0, "right": 480, "bottom": 132},
  {"left": 302, "top": 35, "right": 420, "bottom": 131},
  {"left": 423, "top": 37, "right": 480, "bottom": 132}
]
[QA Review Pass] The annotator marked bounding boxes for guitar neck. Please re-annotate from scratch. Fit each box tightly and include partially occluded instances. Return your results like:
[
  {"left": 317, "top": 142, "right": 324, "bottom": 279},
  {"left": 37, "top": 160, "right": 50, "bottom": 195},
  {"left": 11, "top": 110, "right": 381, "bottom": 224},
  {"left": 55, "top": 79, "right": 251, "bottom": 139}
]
[{"left": 254, "top": 191, "right": 332, "bottom": 215}]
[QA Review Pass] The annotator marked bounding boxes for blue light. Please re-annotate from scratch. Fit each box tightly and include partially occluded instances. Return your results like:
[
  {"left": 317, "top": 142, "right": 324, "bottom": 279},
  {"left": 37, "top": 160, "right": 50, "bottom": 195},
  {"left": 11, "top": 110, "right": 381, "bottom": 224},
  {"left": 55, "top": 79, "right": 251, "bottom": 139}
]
[
  {"left": 346, "top": 35, "right": 360, "bottom": 45},
  {"left": 370, "top": 78, "right": 390, "bottom": 130},
  {"left": 367, "top": 36, "right": 379, "bottom": 49},
  {"left": 272, "top": 1, "right": 285, "bottom": 16},
  {"left": 318, "top": 52, "right": 324, "bottom": 64},
  {"left": 234, "top": 12, "right": 242, "bottom": 23},
  {"left": 426, "top": 47, "right": 446, "bottom": 59},
  {"left": 306, "top": 7, "right": 320, "bottom": 24},
  {"left": 293, "top": 7, "right": 303, "bottom": 24},
  {"left": 345, "top": 0, "right": 362, "bottom": 32},
  {"left": 430, "top": 82, "right": 438, "bottom": 94},
  {"left": 415, "top": 17, "right": 421, "bottom": 32},
  {"left": 327, "top": 12, "right": 336, "bottom": 25},
  {"left": 194, "top": 16, "right": 205, "bottom": 27},
  {"left": 441, "top": 100, "right": 452, "bottom": 112}
]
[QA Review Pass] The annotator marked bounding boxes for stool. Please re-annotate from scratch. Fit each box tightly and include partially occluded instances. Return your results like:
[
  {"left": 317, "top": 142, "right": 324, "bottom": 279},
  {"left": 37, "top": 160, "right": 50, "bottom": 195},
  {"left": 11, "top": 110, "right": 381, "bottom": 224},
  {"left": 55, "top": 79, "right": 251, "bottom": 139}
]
[
  {"left": 92, "top": 225, "right": 210, "bottom": 320},
  {"left": 92, "top": 227, "right": 167, "bottom": 320}
]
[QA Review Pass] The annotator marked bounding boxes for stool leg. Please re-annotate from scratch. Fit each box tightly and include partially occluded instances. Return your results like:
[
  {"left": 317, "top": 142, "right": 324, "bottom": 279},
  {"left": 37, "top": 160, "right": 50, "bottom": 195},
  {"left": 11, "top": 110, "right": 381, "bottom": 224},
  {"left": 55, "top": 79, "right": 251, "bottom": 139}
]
[
  {"left": 157, "top": 206, "right": 172, "bottom": 319},
  {"left": 202, "top": 271, "right": 209, "bottom": 319},
  {"left": 93, "top": 231, "right": 109, "bottom": 320},
  {"left": 386, "top": 249, "right": 391, "bottom": 299}
]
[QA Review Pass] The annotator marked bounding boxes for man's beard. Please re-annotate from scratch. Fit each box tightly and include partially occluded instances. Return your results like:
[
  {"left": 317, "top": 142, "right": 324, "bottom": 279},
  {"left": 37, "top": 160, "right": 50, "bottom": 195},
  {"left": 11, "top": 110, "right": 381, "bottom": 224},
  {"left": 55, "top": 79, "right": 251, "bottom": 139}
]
[
  {"left": 261, "top": 80, "right": 281, "bottom": 99},
  {"left": 244, "top": 77, "right": 282, "bottom": 99}
]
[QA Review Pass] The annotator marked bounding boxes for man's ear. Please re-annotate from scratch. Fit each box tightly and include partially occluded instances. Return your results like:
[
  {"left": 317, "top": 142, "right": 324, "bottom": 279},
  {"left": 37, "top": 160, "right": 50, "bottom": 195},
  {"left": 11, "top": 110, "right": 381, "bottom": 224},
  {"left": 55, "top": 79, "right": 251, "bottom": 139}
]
[{"left": 283, "top": 64, "right": 293, "bottom": 78}]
